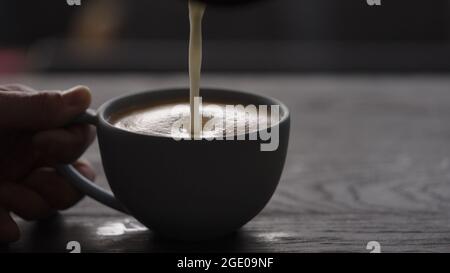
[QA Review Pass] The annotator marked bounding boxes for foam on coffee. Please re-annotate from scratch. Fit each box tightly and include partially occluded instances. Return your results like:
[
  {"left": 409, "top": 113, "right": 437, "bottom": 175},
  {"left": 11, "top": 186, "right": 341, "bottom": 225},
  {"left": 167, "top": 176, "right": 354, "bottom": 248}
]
[{"left": 110, "top": 101, "right": 270, "bottom": 139}]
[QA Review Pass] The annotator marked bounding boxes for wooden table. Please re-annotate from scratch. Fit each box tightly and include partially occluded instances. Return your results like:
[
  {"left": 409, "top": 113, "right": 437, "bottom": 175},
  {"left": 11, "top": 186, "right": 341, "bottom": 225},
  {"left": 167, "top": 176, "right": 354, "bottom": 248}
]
[{"left": 2, "top": 74, "right": 450, "bottom": 253}]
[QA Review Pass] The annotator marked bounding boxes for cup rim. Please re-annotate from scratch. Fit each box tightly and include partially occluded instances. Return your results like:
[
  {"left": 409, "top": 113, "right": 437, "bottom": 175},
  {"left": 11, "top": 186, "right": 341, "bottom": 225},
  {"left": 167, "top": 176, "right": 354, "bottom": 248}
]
[{"left": 97, "top": 87, "right": 290, "bottom": 139}]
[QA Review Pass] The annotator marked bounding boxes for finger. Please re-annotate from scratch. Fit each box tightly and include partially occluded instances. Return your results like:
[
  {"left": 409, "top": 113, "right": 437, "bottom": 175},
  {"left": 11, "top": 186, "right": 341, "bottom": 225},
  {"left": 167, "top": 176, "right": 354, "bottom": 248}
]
[
  {"left": 0, "top": 207, "right": 20, "bottom": 243},
  {"left": 32, "top": 124, "right": 96, "bottom": 166},
  {"left": 0, "top": 85, "right": 91, "bottom": 130},
  {"left": 0, "top": 182, "right": 54, "bottom": 221},
  {"left": 22, "top": 161, "right": 96, "bottom": 211},
  {"left": 0, "top": 84, "right": 36, "bottom": 92}
]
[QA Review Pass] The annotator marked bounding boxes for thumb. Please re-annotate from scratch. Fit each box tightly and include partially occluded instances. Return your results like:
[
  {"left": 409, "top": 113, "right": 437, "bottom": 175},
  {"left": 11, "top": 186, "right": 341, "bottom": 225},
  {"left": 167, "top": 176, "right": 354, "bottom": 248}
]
[{"left": 0, "top": 86, "right": 91, "bottom": 130}]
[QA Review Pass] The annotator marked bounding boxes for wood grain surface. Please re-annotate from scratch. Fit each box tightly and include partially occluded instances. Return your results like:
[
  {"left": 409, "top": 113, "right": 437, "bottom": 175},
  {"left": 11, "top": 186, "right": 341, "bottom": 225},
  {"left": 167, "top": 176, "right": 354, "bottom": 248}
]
[{"left": 1, "top": 74, "right": 450, "bottom": 252}]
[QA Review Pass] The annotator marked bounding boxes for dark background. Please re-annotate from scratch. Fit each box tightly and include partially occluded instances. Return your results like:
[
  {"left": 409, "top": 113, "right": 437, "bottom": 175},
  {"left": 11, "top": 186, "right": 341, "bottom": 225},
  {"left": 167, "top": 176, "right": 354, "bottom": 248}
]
[{"left": 0, "top": 0, "right": 449, "bottom": 73}]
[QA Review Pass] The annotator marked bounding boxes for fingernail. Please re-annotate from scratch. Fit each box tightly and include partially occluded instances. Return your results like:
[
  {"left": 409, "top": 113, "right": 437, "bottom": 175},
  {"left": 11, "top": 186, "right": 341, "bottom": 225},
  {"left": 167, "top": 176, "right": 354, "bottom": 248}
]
[{"left": 62, "top": 86, "right": 91, "bottom": 107}]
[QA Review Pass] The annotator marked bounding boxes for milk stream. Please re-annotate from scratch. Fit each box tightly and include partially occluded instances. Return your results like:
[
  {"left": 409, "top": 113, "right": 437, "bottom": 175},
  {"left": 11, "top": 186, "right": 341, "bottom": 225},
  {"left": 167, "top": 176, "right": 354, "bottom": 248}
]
[{"left": 188, "top": 0, "right": 206, "bottom": 139}]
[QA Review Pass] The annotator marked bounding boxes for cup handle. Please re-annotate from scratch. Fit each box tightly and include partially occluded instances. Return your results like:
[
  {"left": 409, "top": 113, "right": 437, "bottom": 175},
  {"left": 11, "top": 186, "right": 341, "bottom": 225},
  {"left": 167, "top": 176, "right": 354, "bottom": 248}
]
[{"left": 56, "top": 110, "right": 129, "bottom": 214}]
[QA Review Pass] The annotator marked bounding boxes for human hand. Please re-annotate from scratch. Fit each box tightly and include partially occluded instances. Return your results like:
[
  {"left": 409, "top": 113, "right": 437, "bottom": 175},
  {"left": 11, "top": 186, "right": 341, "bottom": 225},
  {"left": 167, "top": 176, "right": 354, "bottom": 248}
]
[{"left": 0, "top": 84, "right": 96, "bottom": 243}]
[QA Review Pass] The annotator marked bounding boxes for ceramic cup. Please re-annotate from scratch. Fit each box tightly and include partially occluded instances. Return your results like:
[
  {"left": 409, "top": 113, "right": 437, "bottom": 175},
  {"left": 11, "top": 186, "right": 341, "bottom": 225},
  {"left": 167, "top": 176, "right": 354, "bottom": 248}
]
[{"left": 58, "top": 88, "right": 290, "bottom": 240}]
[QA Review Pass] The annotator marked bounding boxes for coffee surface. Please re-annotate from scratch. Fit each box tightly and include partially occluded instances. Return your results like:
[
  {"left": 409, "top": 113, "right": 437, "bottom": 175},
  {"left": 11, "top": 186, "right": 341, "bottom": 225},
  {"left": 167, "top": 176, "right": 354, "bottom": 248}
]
[{"left": 110, "top": 101, "right": 270, "bottom": 139}]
